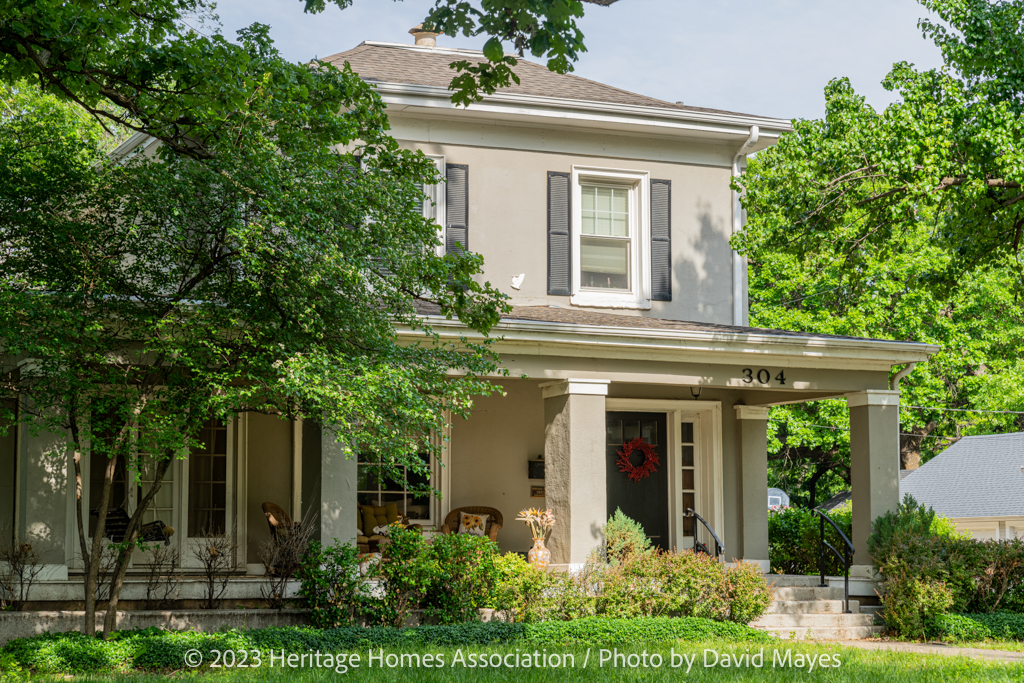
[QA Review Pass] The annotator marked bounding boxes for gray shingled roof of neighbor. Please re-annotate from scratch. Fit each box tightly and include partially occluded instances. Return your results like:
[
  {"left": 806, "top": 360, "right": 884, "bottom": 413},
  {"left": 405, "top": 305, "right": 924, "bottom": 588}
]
[
  {"left": 900, "top": 433, "right": 1024, "bottom": 518},
  {"left": 321, "top": 42, "right": 764, "bottom": 118}
]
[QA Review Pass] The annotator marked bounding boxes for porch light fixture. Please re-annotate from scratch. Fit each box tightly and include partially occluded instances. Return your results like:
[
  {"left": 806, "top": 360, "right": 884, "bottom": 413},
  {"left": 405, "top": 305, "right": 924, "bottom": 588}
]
[{"left": 690, "top": 387, "right": 702, "bottom": 398}]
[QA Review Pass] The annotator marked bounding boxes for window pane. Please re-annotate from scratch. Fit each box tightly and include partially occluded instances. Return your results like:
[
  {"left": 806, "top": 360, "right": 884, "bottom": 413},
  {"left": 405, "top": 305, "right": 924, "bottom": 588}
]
[
  {"left": 682, "top": 469, "right": 695, "bottom": 490},
  {"left": 641, "top": 420, "right": 658, "bottom": 445},
  {"left": 581, "top": 237, "right": 629, "bottom": 290},
  {"left": 581, "top": 185, "right": 629, "bottom": 238},
  {"left": 189, "top": 418, "right": 229, "bottom": 537},
  {"left": 681, "top": 422, "right": 694, "bottom": 444},
  {"left": 622, "top": 420, "right": 640, "bottom": 441},
  {"left": 606, "top": 420, "right": 622, "bottom": 445},
  {"left": 682, "top": 446, "right": 694, "bottom": 467}
]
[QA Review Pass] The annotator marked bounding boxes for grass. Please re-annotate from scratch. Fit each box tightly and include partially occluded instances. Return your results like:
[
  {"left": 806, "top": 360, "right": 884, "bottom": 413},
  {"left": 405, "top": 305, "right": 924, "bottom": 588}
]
[
  {"left": 939, "top": 641, "right": 1024, "bottom": 653},
  {"left": 57, "top": 643, "right": 1024, "bottom": 682}
]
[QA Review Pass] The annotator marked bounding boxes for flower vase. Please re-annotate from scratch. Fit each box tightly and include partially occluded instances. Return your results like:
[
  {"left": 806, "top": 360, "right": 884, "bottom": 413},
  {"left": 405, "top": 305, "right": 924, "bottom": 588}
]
[{"left": 528, "top": 537, "right": 551, "bottom": 569}]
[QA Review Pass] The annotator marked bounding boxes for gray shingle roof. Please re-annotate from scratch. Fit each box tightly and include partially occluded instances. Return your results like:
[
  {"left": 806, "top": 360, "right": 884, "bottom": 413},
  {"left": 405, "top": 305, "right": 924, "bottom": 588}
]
[
  {"left": 900, "top": 433, "right": 1024, "bottom": 518},
  {"left": 322, "top": 42, "right": 762, "bottom": 118}
]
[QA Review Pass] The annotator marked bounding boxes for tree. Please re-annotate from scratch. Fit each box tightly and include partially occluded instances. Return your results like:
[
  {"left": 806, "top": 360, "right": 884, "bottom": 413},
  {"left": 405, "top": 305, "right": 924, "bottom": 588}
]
[
  {"left": 0, "top": 27, "right": 507, "bottom": 637},
  {"left": 0, "top": 0, "right": 619, "bottom": 158},
  {"left": 734, "top": 0, "right": 1024, "bottom": 503}
]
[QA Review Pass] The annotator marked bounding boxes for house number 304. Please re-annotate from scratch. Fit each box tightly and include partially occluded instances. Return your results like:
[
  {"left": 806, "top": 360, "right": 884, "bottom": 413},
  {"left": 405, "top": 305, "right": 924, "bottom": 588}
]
[{"left": 742, "top": 368, "right": 786, "bottom": 385}]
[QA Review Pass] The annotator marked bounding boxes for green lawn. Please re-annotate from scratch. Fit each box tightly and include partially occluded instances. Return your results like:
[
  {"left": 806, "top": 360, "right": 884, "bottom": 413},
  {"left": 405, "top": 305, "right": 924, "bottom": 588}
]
[
  {"left": 65, "top": 643, "right": 1024, "bottom": 682},
  {"left": 941, "top": 641, "right": 1024, "bottom": 653}
]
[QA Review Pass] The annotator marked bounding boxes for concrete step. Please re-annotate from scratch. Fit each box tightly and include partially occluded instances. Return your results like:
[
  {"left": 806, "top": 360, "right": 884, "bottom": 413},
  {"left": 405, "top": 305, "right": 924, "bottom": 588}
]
[
  {"left": 770, "top": 586, "right": 845, "bottom": 601},
  {"left": 752, "top": 613, "right": 877, "bottom": 629},
  {"left": 758, "top": 625, "right": 885, "bottom": 641},
  {"left": 765, "top": 574, "right": 833, "bottom": 587},
  {"left": 767, "top": 599, "right": 860, "bottom": 614}
]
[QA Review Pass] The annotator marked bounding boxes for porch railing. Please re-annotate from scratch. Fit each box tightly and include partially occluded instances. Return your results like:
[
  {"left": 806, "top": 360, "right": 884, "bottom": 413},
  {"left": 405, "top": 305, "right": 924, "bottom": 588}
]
[
  {"left": 686, "top": 508, "right": 724, "bottom": 559},
  {"left": 814, "top": 508, "right": 854, "bottom": 613}
]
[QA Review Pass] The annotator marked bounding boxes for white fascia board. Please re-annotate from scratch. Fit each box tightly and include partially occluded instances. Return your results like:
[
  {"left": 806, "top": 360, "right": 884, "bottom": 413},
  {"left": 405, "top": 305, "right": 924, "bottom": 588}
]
[
  {"left": 371, "top": 82, "right": 793, "bottom": 148},
  {"left": 405, "top": 315, "right": 939, "bottom": 371}
]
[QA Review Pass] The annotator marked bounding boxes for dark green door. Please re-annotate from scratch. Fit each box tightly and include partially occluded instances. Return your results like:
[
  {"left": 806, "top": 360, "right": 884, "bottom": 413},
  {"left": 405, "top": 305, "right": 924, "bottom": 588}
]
[{"left": 605, "top": 411, "right": 669, "bottom": 550}]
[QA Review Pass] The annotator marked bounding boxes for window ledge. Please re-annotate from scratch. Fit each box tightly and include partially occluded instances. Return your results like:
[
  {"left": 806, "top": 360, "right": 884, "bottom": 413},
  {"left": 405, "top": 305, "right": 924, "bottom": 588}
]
[{"left": 570, "top": 292, "right": 651, "bottom": 310}]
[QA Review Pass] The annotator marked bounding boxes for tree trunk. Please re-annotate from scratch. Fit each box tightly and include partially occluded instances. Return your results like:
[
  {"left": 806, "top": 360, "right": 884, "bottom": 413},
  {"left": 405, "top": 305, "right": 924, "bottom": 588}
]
[{"left": 102, "top": 454, "right": 174, "bottom": 637}]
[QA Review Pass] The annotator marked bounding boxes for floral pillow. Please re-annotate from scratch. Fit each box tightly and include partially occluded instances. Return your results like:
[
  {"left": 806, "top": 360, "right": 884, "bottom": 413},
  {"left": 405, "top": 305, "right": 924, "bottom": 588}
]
[{"left": 458, "top": 513, "right": 489, "bottom": 537}]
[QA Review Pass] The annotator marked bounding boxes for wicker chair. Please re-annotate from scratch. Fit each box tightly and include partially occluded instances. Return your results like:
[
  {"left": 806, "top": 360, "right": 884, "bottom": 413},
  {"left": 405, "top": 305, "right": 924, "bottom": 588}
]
[{"left": 440, "top": 507, "right": 503, "bottom": 542}]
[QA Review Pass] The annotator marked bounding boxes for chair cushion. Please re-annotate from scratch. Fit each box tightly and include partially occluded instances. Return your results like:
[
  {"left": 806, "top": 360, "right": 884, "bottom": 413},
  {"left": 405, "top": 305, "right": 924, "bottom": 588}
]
[
  {"left": 458, "top": 512, "right": 490, "bottom": 537},
  {"left": 360, "top": 503, "right": 402, "bottom": 534},
  {"left": 357, "top": 535, "right": 370, "bottom": 544}
]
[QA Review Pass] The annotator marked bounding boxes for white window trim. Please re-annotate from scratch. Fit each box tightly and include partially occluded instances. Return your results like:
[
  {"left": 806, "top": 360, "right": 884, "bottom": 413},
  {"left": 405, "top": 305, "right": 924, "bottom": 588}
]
[
  {"left": 423, "top": 155, "right": 446, "bottom": 256},
  {"left": 570, "top": 165, "right": 651, "bottom": 310}
]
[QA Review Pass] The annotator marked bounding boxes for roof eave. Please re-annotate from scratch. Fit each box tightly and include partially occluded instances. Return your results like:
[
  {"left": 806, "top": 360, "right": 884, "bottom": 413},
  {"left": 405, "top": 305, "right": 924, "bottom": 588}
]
[{"left": 371, "top": 81, "right": 793, "bottom": 148}]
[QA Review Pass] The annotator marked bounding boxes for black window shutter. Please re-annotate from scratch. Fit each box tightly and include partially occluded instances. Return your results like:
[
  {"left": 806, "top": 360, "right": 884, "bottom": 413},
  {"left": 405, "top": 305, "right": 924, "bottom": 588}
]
[
  {"left": 547, "top": 171, "right": 572, "bottom": 296},
  {"left": 445, "top": 164, "right": 469, "bottom": 255},
  {"left": 650, "top": 179, "right": 672, "bottom": 301}
]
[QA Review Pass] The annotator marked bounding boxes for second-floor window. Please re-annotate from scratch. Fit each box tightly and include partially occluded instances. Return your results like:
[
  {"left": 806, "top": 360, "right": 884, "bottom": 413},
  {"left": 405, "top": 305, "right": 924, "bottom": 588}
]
[{"left": 571, "top": 167, "right": 651, "bottom": 309}]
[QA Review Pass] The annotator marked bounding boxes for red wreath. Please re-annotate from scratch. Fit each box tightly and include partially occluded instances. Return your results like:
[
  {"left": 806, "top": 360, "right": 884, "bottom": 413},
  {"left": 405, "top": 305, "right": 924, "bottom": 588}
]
[{"left": 616, "top": 437, "right": 660, "bottom": 482}]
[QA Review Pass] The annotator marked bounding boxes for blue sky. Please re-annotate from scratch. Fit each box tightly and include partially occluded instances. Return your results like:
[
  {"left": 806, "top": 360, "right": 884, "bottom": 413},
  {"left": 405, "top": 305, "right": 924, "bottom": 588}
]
[{"left": 212, "top": 0, "right": 945, "bottom": 120}]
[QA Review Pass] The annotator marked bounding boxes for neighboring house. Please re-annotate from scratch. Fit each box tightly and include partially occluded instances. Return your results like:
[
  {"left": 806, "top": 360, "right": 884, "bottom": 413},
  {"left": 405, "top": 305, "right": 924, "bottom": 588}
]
[
  {"left": 901, "top": 433, "right": 1024, "bottom": 541},
  {"left": 1, "top": 28, "right": 938, "bottom": 598}
]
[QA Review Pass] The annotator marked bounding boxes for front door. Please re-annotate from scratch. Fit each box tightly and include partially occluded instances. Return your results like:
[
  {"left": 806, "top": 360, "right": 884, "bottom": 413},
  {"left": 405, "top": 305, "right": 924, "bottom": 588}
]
[{"left": 605, "top": 411, "right": 669, "bottom": 550}]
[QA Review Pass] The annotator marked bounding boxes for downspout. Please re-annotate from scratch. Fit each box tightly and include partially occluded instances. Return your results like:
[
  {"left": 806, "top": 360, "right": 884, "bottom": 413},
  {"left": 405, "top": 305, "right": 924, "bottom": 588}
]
[
  {"left": 889, "top": 362, "right": 916, "bottom": 391},
  {"left": 732, "top": 125, "right": 759, "bottom": 327}
]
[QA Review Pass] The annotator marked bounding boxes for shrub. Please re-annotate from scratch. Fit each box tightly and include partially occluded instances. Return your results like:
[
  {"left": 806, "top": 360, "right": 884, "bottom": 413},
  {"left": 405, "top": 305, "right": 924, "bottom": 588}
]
[
  {"left": 544, "top": 562, "right": 598, "bottom": 621},
  {"left": 878, "top": 572, "right": 954, "bottom": 640},
  {"left": 423, "top": 533, "right": 498, "bottom": 625},
  {"left": 602, "top": 508, "right": 651, "bottom": 564},
  {"left": 297, "top": 540, "right": 373, "bottom": 629},
  {"left": 489, "top": 552, "right": 548, "bottom": 622},
  {"left": 724, "top": 560, "right": 773, "bottom": 624},
  {"left": 868, "top": 495, "right": 1024, "bottom": 638},
  {"left": 372, "top": 526, "right": 433, "bottom": 627},
  {"left": 0, "top": 618, "right": 772, "bottom": 673}
]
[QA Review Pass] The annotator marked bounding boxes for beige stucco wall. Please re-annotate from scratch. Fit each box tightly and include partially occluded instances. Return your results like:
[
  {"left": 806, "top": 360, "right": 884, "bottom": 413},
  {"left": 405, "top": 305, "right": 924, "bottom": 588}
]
[
  {"left": 244, "top": 414, "right": 296, "bottom": 564},
  {"left": 396, "top": 125, "right": 736, "bottom": 325},
  {"left": 449, "top": 379, "right": 547, "bottom": 553},
  {"left": 16, "top": 422, "right": 69, "bottom": 565}
]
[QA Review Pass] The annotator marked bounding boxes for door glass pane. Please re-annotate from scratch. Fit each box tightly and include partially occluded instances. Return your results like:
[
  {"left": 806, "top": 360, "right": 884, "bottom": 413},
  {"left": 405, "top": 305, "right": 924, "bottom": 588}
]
[
  {"left": 683, "top": 492, "right": 696, "bottom": 535},
  {"left": 682, "top": 445, "right": 694, "bottom": 467},
  {"left": 641, "top": 420, "right": 658, "bottom": 445},
  {"left": 622, "top": 420, "right": 640, "bottom": 441},
  {"left": 580, "top": 237, "right": 629, "bottom": 290},
  {"left": 606, "top": 420, "right": 622, "bottom": 445},
  {"left": 682, "top": 469, "right": 695, "bottom": 490}
]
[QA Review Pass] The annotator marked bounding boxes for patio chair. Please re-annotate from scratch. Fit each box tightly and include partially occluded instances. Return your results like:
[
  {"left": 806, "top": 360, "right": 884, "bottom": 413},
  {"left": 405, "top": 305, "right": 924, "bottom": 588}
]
[
  {"left": 90, "top": 507, "right": 174, "bottom": 545},
  {"left": 439, "top": 507, "right": 503, "bottom": 542},
  {"left": 262, "top": 501, "right": 300, "bottom": 541}
]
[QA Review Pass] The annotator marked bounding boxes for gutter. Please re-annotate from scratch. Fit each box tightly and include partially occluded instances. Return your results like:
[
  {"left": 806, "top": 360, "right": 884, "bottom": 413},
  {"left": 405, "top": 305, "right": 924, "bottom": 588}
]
[
  {"left": 732, "top": 125, "right": 760, "bottom": 326},
  {"left": 889, "top": 362, "right": 916, "bottom": 390}
]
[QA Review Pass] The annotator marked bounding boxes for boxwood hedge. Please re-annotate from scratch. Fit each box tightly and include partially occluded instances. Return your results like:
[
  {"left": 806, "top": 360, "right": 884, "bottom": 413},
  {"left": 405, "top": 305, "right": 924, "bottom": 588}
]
[{"left": 1, "top": 617, "right": 772, "bottom": 674}]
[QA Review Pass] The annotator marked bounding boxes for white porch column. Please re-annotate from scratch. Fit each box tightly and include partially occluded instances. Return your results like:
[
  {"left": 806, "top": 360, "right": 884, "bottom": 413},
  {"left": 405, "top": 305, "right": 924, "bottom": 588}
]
[
  {"left": 735, "top": 405, "right": 770, "bottom": 572},
  {"left": 541, "top": 379, "right": 609, "bottom": 566},
  {"left": 320, "top": 427, "right": 358, "bottom": 546},
  {"left": 847, "top": 390, "right": 900, "bottom": 577}
]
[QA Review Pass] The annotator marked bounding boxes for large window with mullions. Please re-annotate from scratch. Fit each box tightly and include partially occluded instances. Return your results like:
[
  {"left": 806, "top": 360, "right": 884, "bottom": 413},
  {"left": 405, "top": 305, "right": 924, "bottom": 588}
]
[{"left": 356, "top": 452, "right": 436, "bottom": 524}]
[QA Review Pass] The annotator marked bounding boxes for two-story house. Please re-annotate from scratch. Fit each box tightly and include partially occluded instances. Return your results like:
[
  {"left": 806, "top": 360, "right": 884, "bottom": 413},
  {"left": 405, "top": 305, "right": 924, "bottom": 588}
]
[{"left": 3, "top": 28, "right": 937, "bottom": 601}]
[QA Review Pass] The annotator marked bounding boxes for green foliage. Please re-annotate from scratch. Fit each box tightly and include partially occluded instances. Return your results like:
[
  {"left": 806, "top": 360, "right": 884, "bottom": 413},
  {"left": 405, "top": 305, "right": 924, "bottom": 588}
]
[
  {"left": 0, "top": 618, "right": 770, "bottom": 673},
  {"left": 296, "top": 540, "right": 373, "bottom": 629},
  {"left": 768, "top": 504, "right": 852, "bottom": 575},
  {"left": 869, "top": 496, "right": 1024, "bottom": 637},
  {"left": 423, "top": 533, "right": 499, "bottom": 625},
  {"left": 601, "top": 508, "right": 651, "bottom": 564},
  {"left": 735, "top": 0, "right": 1024, "bottom": 497},
  {"left": 881, "top": 574, "right": 955, "bottom": 640},
  {"left": 488, "top": 552, "right": 549, "bottom": 623},
  {"left": 595, "top": 550, "right": 771, "bottom": 623},
  {"left": 373, "top": 527, "right": 434, "bottom": 627},
  {"left": 930, "top": 612, "right": 1024, "bottom": 642}
]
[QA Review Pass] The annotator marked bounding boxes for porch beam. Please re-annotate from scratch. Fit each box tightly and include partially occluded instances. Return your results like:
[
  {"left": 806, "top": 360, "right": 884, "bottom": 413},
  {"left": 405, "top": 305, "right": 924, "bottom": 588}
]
[
  {"left": 847, "top": 389, "right": 900, "bottom": 578},
  {"left": 735, "top": 405, "right": 769, "bottom": 572},
  {"left": 541, "top": 378, "right": 609, "bottom": 567}
]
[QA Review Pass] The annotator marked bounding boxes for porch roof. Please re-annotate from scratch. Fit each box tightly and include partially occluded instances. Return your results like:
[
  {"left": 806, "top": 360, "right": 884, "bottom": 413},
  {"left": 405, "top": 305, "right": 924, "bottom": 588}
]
[{"left": 413, "top": 303, "right": 939, "bottom": 371}]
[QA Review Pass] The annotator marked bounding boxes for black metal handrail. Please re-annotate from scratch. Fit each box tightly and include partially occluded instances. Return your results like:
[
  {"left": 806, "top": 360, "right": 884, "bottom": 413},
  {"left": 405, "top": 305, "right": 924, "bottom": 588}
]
[
  {"left": 686, "top": 508, "right": 724, "bottom": 559},
  {"left": 813, "top": 508, "right": 854, "bottom": 613}
]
